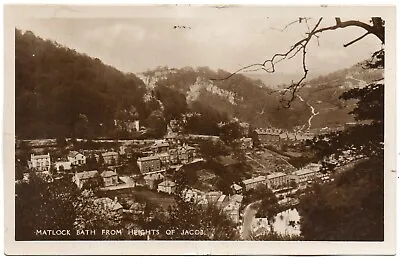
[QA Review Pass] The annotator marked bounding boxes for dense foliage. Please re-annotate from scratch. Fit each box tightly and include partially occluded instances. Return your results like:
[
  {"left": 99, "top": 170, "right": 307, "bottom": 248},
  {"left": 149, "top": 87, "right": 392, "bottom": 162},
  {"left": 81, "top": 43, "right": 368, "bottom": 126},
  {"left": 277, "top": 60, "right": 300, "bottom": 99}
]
[
  {"left": 15, "top": 29, "right": 148, "bottom": 139},
  {"left": 298, "top": 56, "right": 384, "bottom": 240}
]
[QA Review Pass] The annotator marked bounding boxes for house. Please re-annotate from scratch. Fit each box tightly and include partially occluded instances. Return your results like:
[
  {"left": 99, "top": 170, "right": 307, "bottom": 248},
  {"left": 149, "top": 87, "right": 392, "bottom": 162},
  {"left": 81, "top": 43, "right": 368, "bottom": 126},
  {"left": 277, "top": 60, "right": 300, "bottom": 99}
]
[
  {"left": 73, "top": 170, "right": 100, "bottom": 189},
  {"left": 67, "top": 151, "right": 86, "bottom": 166},
  {"left": 267, "top": 172, "right": 289, "bottom": 189},
  {"left": 242, "top": 175, "right": 267, "bottom": 191},
  {"left": 101, "top": 170, "right": 119, "bottom": 187},
  {"left": 157, "top": 180, "right": 176, "bottom": 194},
  {"left": 102, "top": 151, "right": 119, "bottom": 165},
  {"left": 94, "top": 197, "right": 123, "bottom": 214},
  {"left": 28, "top": 153, "right": 51, "bottom": 172},
  {"left": 255, "top": 128, "right": 281, "bottom": 145},
  {"left": 144, "top": 172, "right": 165, "bottom": 189},
  {"left": 231, "top": 183, "right": 243, "bottom": 194},
  {"left": 54, "top": 161, "right": 72, "bottom": 172},
  {"left": 137, "top": 155, "right": 161, "bottom": 174},
  {"left": 151, "top": 141, "right": 169, "bottom": 154}
]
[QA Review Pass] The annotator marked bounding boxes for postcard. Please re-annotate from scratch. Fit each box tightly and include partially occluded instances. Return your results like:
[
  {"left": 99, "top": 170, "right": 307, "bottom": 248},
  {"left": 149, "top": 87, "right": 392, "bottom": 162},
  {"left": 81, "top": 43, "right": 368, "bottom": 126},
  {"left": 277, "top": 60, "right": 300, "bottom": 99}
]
[{"left": 3, "top": 4, "right": 396, "bottom": 255}]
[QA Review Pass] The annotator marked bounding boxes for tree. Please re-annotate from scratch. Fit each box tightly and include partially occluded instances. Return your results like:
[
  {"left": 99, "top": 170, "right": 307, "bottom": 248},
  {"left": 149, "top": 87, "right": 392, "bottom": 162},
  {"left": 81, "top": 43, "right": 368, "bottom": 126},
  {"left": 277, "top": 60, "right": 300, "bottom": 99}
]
[
  {"left": 254, "top": 186, "right": 280, "bottom": 224},
  {"left": 219, "top": 121, "right": 243, "bottom": 145},
  {"left": 74, "top": 113, "right": 89, "bottom": 139},
  {"left": 15, "top": 173, "right": 78, "bottom": 240},
  {"left": 145, "top": 110, "right": 167, "bottom": 138},
  {"left": 86, "top": 153, "right": 99, "bottom": 170},
  {"left": 298, "top": 159, "right": 383, "bottom": 241},
  {"left": 157, "top": 197, "right": 239, "bottom": 240},
  {"left": 56, "top": 136, "right": 67, "bottom": 148},
  {"left": 73, "top": 190, "right": 123, "bottom": 240}
]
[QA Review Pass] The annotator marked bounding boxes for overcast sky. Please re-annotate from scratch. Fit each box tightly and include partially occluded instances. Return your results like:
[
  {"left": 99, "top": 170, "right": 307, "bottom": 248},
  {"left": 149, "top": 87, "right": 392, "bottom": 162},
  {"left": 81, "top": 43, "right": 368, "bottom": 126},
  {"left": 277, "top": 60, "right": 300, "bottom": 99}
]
[{"left": 14, "top": 9, "right": 382, "bottom": 77}]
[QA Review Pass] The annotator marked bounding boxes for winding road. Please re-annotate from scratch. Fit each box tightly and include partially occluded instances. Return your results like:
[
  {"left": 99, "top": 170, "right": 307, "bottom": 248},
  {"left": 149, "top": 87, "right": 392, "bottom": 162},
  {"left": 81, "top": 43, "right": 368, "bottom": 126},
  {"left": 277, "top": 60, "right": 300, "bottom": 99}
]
[{"left": 297, "top": 94, "right": 319, "bottom": 130}]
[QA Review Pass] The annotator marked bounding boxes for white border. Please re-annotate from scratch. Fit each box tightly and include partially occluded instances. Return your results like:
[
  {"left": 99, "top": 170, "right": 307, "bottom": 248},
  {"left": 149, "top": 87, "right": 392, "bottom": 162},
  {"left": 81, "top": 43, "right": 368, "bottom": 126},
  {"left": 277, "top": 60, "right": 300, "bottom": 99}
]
[{"left": 2, "top": 3, "right": 397, "bottom": 256}]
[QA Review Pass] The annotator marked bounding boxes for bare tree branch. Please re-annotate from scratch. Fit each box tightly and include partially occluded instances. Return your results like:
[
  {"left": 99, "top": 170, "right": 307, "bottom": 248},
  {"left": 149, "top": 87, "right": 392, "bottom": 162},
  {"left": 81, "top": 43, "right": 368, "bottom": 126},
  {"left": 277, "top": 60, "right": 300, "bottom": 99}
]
[
  {"left": 210, "top": 17, "right": 385, "bottom": 108},
  {"left": 343, "top": 32, "right": 370, "bottom": 47}
]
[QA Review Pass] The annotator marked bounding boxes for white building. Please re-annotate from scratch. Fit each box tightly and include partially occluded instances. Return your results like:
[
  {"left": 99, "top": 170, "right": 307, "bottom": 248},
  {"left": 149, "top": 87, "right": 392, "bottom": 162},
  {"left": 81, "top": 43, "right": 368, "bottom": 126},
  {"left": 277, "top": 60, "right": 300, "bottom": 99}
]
[
  {"left": 242, "top": 176, "right": 267, "bottom": 191},
  {"left": 267, "top": 172, "right": 289, "bottom": 189},
  {"left": 28, "top": 153, "right": 51, "bottom": 172},
  {"left": 67, "top": 151, "right": 86, "bottom": 166},
  {"left": 157, "top": 180, "right": 176, "bottom": 194}
]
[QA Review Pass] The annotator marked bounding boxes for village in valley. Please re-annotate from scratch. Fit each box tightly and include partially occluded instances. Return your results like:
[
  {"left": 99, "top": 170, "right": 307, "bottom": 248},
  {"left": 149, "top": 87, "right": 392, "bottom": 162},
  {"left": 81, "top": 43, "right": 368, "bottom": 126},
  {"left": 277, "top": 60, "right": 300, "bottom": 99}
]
[{"left": 16, "top": 117, "right": 364, "bottom": 240}]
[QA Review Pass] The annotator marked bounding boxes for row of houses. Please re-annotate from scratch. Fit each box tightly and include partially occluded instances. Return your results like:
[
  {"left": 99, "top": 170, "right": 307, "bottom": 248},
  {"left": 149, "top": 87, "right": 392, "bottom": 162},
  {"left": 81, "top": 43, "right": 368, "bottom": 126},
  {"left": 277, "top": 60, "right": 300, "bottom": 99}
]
[
  {"left": 73, "top": 169, "right": 119, "bottom": 189},
  {"left": 255, "top": 128, "right": 314, "bottom": 146},
  {"left": 233, "top": 163, "right": 323, "bottom": 193},
  {"left": 29, "top": 150, "right": 120, "bottom": 173},
  {"left": 137, "top": 141, "right": 197, "bottom": 174}
]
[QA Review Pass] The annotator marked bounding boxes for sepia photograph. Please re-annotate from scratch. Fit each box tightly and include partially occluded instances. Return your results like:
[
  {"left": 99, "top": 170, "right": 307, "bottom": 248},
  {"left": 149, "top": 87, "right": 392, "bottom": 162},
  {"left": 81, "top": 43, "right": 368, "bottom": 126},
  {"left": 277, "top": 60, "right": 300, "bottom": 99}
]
[{"left": 4, "top": 4, "right": 396, "bottom": 255}]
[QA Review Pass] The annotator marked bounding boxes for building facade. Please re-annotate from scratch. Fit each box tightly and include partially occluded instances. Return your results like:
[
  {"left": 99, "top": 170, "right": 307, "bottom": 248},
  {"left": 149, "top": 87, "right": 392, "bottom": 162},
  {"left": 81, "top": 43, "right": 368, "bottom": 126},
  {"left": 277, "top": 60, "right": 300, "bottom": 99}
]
[
  {"left": 28, "top": 153, "right": 51, "bottom": 172},
  {"left": 255, "top": 129, "right": 281, "bottom": 145},
  {"left": 267, "top": 172, "right": 289, "bottom": 189},
  {"left": 101, "top": 170, "right": 118, "bottom": 187},
  {"left": 242, "top": 176, "right": 267, "bottom": 191},
  {"left": 157, "top": 180, "right": 176, "bottom": 194},
  {"left": 102, "top": 151, "right": 119, "bottom": 165},
  {"left": 67, "top": 151, "right": 86, "bottom": 166},
  {"left": 73, "top": 170, "right": 99, "bottom": 189},
  {"left": 137, "top": 155, "right": 161, "bottom": 174}
]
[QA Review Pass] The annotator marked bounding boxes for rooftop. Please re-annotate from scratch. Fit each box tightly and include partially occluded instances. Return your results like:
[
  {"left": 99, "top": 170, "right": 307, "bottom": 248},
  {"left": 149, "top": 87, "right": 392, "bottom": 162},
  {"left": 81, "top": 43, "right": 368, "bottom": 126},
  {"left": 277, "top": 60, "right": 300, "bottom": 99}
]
[
  {"left": 242, "top": 176, "right": 266, "bottom": 185},
  {"left": 75, "top": 170, "right": 98, "bottom": 180},
  {"left": 231, "top": 183, "right": 243, "bottom": 191},
  {"left": 94, "top": 197, "right": 123, "bottom": 211},
  {"left": 67, "top": 151, "right": 80, "bottom": 158},
  {"left": 101, "top": 170, "right": 117, "bottom": 178},
  {"left": 152, "top": 142, "right": 170, "bottom": 148},
  {"left": 102, "top": 151, "right": 118, "bottom": 156},
  {"left": 293, "top": 168, "right": 315, "bottom": 176},
  {"left": 31, "top": 153, "right": 50, "bottom": 159},
  {"left": 158, "top": 180, "right": 176, "bottom": 187},
  {"left": 144, "top": 172, "right": 164, "bottom": 180},
  {"left": 255, "top": 128, "right": 281, "bottom": 135},
  {"left": 267, "top": 172, "right": 287, "bottom": 179},
  {"left": 137, "top": 155, "right": 160, "bottom": 162}
]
